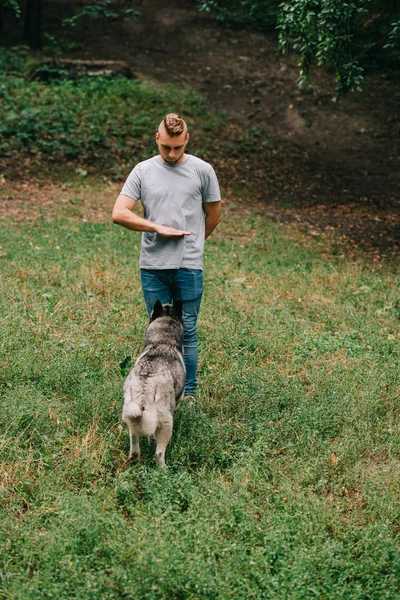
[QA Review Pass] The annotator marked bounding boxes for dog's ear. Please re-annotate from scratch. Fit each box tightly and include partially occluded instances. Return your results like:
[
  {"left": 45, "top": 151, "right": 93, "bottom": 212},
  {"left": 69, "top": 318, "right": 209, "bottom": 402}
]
[
  {"left": 150, "top": 300, "right": 163, "bottom": 321},
  {"left": 172, "top": 299, "right": 183, "bottom": 321}
]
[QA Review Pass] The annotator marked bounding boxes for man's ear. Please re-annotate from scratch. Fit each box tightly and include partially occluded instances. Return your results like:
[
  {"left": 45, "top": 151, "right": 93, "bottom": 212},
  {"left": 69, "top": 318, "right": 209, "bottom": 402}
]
[
  {"left": 172, "top": 299, "right": 183, "bottom": 321},
  {"left": 150, "top": 300, "right": 163, "bottom": 321}
]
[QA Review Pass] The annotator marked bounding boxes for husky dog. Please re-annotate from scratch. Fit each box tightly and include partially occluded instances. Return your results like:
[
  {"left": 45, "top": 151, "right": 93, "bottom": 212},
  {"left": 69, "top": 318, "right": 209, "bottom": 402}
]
[{"left": 122, "top": 299, "right": 185, "bottom": 467}]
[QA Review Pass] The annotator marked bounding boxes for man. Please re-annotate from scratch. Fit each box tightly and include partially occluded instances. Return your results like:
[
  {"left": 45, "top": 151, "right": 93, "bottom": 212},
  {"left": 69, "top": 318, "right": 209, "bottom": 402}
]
[{"left": 112, "top": 113, "right": 222, "bottom": 397}]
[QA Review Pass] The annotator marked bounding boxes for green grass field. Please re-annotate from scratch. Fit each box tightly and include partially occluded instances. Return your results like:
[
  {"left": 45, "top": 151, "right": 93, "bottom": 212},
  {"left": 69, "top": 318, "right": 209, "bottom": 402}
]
[{"left": 0, "top": 196, "right": 399, "bottom": 599}]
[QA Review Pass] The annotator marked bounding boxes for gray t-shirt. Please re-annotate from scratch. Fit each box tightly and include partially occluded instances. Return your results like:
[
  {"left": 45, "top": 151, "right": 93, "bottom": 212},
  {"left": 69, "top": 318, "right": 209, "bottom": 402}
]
[{"left": 121, "top": 154, "right": 221, "bottom": 270}]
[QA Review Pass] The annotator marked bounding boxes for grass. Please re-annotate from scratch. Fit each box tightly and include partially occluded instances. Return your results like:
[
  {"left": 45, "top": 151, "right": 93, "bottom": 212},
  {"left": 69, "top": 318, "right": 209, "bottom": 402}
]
[{"left": 0, "top": 198, "right": 399, "bottom": 599}]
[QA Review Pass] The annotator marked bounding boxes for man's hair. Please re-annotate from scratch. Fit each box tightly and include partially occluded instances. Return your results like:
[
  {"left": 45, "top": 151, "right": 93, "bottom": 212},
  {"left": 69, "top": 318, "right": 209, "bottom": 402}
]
[{"left": 161, "top": 113, "right": 188, "bottom": 137}]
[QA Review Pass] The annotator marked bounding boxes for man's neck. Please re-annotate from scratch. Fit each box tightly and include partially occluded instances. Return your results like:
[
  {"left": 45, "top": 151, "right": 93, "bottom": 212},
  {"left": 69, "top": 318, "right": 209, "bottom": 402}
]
[{"left": 160, "top": 153, "right": 188, "bottom": 165}]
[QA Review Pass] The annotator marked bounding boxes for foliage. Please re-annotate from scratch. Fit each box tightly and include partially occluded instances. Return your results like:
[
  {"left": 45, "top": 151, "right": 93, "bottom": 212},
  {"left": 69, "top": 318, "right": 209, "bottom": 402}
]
[
  {"left": 0, "top": 46, "right": 33, "bottom": 76},
  {"left": 63, "top": 0, "right": 140, "bottom": 28},
  {"left": 3, "top": 0, "right": 139, "bottom": 26},
  {"left": 0, "top": 53, "right": 223, "bottom": 178},
  {"left": 198, "top": 0, "right": 280, "bottom": 29},
  {"left": 198, "top": 0, "right": 400, "bottom": 96},
  {"left": 0, "top": 200, "right": 399, "bottom": 598},
  {"left": 278, "top": 0, "right": 400, "bottom": 97},
  {"left": 3, "top": 0, "right": 21, "bottom": 18},
  {"left": 1, "top": 0, "right": 140, "bottom": 51}
]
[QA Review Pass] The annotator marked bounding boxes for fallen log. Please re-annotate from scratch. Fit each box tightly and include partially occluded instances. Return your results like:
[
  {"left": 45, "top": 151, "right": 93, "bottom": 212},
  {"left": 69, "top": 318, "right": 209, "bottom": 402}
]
[{"left": 30, "top": 59, "right": 136, "bottom": 81}]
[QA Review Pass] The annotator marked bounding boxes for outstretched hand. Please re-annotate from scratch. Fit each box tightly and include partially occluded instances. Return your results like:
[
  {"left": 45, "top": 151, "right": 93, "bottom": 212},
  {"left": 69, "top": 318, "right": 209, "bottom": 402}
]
[{"left": 155, "top": 225, "right": 191, "bottom": 239}]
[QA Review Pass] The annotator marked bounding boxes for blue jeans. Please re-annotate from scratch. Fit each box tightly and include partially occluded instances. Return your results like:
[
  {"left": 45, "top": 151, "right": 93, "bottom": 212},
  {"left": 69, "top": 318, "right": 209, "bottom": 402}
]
[{"left": 140, "top": 268, "right": 203, "bottom": 395}]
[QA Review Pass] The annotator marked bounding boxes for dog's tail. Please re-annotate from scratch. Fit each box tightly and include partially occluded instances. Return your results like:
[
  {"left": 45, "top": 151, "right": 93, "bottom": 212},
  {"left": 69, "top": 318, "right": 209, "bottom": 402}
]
[
  {"left": 123, "top": 402, "right": 142, "bottom": 420},
  {"left": 123, "top": 397, "right": 157, "bottom": 438}
]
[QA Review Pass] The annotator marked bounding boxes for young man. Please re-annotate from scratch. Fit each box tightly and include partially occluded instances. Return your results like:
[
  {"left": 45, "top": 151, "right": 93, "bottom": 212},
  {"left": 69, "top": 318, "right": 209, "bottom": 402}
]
[{"left": 112, "top": 113, "right": 222, "bottom": 396}]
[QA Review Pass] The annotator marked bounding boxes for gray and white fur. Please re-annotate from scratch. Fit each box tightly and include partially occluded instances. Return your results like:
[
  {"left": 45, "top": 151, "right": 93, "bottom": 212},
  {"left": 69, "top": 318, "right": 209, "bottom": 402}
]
[{"left": 122, "top": 300, "right": 185, "bottom": 467}]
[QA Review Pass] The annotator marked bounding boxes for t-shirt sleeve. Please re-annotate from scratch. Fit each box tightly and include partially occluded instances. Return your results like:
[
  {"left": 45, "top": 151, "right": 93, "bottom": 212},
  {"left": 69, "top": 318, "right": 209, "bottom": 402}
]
[
  {"left": 120, "top": 164, "right": 141, "bottom": 200},
  {"left": 202, "top": 165, "right": 221, "bottom": 203}
]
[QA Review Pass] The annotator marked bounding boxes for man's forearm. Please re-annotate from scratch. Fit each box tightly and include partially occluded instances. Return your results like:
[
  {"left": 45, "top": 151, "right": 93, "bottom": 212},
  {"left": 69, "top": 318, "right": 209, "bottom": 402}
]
[
  {"left": 112, "top": 207, "right": 191, "bottom": 239},
  {"left": 205, "top": 217, "right": 221, "bottom": 239},
  {"left": 112, "top": 207, "right": 158, "bottom": 233}
]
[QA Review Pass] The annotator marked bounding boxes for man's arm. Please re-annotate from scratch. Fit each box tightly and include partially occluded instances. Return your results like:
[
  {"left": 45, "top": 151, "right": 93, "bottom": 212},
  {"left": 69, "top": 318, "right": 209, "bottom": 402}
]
[
  {"left": 112, "top": 194, "right": 190, "bottom": 239},
  {"left": 204, "top": 201, "right": 222, "bottom": 239}
]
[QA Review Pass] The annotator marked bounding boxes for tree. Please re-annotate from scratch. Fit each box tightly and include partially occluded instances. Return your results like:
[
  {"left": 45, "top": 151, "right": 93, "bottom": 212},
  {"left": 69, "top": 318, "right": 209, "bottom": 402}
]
[
  {"left": 1, "top": 0, "right": 21, "bottom": 35},
  {"left": 198, "top": 0, "right": 400, "bottom": 96},
  {"left": 24, "top": 0, "right": 42, "bottom": 50},
  {"left": 1, "top": 0, "right": 139, "bottom": 51}
]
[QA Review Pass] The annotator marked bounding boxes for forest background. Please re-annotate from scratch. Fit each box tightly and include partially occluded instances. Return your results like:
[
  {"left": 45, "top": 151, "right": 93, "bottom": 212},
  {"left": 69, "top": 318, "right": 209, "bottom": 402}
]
[{"left": 0, "top": 1, "right": 399, "bottom": 598}]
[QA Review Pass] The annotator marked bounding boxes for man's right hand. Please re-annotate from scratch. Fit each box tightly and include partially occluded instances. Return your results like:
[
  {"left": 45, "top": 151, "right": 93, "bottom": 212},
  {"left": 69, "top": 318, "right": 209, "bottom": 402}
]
[
  {"left": 154, "top": 225, "right": 191, "bottom": 239},
  {"left": 112, "top": 195, "right": 191, "bottom": 238}
]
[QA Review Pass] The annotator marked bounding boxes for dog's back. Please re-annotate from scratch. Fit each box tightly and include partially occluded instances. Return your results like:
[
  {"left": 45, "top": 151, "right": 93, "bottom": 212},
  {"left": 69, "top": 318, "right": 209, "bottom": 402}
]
[{"left": 122, "top": 300, "right": 185, "bottom": 467}]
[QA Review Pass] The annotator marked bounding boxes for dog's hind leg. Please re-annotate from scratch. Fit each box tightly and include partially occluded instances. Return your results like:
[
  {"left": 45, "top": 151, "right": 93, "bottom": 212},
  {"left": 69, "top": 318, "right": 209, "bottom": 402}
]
[
  {"left": 155, "top": 416, "right": 173, "bottom": 468},
  {"left": 127, "top": 425, "right": 140, "bottom": 462}
]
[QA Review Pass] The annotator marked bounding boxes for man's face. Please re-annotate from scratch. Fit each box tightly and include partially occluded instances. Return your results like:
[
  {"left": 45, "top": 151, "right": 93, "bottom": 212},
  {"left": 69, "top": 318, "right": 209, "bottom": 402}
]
[{"left": 156, "top": 129, "right": 189, "bottom": 164}]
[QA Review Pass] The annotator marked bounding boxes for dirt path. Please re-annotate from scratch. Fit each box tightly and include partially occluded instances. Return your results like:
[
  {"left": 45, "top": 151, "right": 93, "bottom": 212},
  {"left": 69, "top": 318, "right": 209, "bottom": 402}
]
[{"left": 7, "top": 0, "right": 400, "bottom": 257}]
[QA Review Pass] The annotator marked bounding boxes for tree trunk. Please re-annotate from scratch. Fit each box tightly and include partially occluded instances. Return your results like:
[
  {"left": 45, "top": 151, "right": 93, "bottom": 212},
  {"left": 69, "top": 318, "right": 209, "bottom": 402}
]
[
  {"left": 24, "top": 0, "right": 42, "bottom": 50},
  {"left": 0, "top": 0, "right": 5, "bottom": 35}
]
